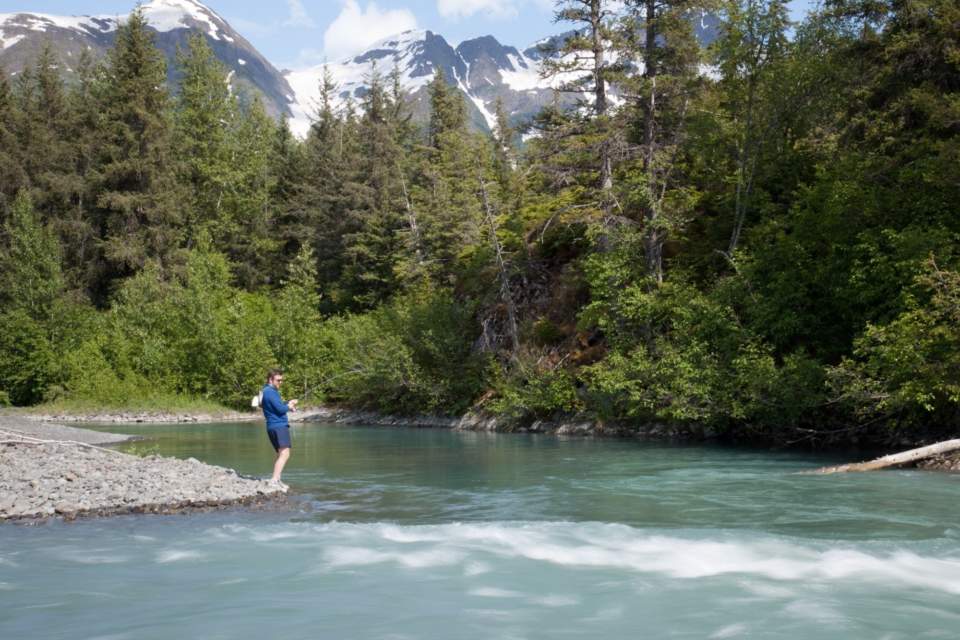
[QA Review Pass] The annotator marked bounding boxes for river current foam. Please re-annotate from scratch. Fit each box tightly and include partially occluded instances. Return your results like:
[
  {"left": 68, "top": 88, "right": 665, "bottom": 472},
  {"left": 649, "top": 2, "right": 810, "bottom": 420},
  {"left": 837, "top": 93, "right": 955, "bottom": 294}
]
[
  {"left": 216, "top": 520, "right": 960, "bottom": 594},
  {"left": 5, "top": 518, "right": 960, "bottom": 639}
]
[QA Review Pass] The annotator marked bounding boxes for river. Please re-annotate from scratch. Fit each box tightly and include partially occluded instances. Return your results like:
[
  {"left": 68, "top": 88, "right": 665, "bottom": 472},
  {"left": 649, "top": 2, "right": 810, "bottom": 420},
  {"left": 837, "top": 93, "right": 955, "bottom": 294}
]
[{"left": 2, "top": 422, "right": 959, "bottom": 639}]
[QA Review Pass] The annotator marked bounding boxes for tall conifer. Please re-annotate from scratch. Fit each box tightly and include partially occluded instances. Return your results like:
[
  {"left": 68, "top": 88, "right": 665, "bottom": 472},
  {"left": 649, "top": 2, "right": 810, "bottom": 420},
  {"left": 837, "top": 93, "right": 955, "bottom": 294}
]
[{"left": 96, "top": 8, "right": 184, "bottom": 282}]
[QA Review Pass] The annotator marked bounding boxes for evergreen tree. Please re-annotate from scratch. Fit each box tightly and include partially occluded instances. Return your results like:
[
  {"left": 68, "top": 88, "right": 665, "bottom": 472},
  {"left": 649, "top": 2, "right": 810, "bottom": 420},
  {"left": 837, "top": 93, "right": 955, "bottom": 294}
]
[
  {"left": 56, "top": 49, "right": 105, "bottom": 296},
  {"left": 269, "top": 115, "right": 308, "bottom": 271},
  {"left": 174, "top": 33, "right": 233, "bottom": 242},
  {"left": 12, "top": 45, "right": 69, "bottom": 207},
  {"left": 713, "top": 0, "right": 791, "bottom": 256},
  {"left": 543, "top": 0, "right": 621, "bottom": 195},
  {"left": 412, "top": 70, "right": 483, "bottom": 284},
  {"left": 491, "top": 97, "right": 516, "bottom": 189},
  {"left": 337, "top": 66, "right": 405, "bottom": 309},
  {"left": 225, "top": 97, "right": 278, "bottom": 289},
  {"left": 300, "top": 67, "right": 356, "bottom": 305},
  {"left": 427, "top": 69, "right": 466, "bottom": 147},
  {"left": 620, "top": 0, "right": 708, "bottom": 282},
  {"left": 0, "top": 66, "right": 26, "bottom": 209},
  {"left": 388, "top": 66, "right": 427, "bottom": 282},
  {"left": 95, "top": 8, "right": 184, "bottom": 285}
]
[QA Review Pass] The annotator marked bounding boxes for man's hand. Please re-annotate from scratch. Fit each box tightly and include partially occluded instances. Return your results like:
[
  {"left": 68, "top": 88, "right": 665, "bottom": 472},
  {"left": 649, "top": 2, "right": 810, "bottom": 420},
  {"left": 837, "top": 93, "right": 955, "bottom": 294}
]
[{"left": 288, "top": 399, "right": 299, "bottom": 412}]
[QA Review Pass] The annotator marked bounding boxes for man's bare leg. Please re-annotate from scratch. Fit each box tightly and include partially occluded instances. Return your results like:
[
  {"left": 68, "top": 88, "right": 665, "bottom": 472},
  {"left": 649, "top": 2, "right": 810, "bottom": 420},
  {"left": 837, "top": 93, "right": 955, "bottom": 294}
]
[{"left": 271, "top": 447, "right": 291, "bottom": 483}]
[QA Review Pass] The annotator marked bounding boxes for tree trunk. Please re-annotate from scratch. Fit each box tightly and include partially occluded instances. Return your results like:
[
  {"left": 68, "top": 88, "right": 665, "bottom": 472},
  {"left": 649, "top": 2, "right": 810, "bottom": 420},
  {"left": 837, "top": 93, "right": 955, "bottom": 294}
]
[
  {"left": 808, "top": 440, "right": 960, "bottom": 474},
  {"left": 590, "top": 0, "right": 613, "bottom": 193},
  {"left": 641, "top": 0, "right": 662, "bottom": 282},
  {"left": 397, "top": 163, "right": 424, "bottom": 265},
  {"left": 477, "top": 169, "right": 520, "bottom": 356}
]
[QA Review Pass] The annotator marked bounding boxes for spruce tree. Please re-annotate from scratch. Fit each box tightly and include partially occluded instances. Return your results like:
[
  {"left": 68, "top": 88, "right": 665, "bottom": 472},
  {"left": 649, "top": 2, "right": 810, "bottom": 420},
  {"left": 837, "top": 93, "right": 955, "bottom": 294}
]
[
  {"left": 337, "top": 66, "right": 405, "bottom": 309},
  {"left": 426, "top": 69, "right": 466, "bottom": 148},
  {"left": 412, "top": 70, "right": 482, "bottom": 279},
  {"left": 269, "top": 115, "right": 308, "bottom": 271},
  {"left": 174, "top": 33, "right": 233, "bottom": 242},
  {"left": 388, "top": 66, "right": 427, "bottom": 283},
  {"left": 16, "top": 44, "right": 71, "bottom": 207},
  {"left": 0, "top": 67, "right": 26, "bottom": 209},
  {"left": 543, "top": 0, "right": 621, "bottom": 195},
  {"left": 57, "top": 49, "right": 105, "bottom": 296},
  {"left": 300, "top": 67, "right": 354, "bottom": 303},
  {"left": 225, "top": 97, "right": 277, "bottom": 289},
  {"left": 95, "top": 8, "right": 185, "bottom": 284},
  {"left": 621, "top": 0, "right": 708, "bottom": 282}
]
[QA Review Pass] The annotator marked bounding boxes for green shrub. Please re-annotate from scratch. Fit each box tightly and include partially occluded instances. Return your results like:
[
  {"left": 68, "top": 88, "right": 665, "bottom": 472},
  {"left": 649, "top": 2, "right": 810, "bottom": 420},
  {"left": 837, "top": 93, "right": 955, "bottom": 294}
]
[
  {"left": 829, "top": 258, "right": 960, "bottom": 427},
  {"left": 311, "top": 289, "right": 484, "bottom": 414},
  {"left": 489, "top": 358, "right": 583, "bottom": 422},
  {"left": 0, "top": 310, "right": 56, "bottom": 406}
]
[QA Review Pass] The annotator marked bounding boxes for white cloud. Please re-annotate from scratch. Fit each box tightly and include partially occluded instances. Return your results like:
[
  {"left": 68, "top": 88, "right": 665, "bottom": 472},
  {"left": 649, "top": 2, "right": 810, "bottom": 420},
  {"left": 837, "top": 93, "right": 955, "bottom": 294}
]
[
  {"left": 436, "top": 0, "right": 518, "bottom": 19},
  {"left": 323, "top": 1, "right": 419, "bottom": 61},
  {"left": 283, "top": 0, "right": 316, "bottom": 28}
]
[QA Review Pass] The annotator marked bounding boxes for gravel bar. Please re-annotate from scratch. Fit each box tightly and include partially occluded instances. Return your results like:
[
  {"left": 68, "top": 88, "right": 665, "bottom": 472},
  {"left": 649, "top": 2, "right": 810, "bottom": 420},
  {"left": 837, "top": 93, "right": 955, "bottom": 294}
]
[
  {"left": 0, "top": 417, "right": 136, "bottom": 445},
  {"left": 0, "top": 418, "right": 284, "bottom": 522}
]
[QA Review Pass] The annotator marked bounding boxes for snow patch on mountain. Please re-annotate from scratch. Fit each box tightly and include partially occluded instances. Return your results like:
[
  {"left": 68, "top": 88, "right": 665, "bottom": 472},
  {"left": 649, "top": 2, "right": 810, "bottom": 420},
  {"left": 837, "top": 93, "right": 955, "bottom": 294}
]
[
  {"left": 1, "top": 1, "right": 232, "bottom": 42},
  {"left": 141, "top": 0, "right": 223, "bottom": 39},
  {"left": 0, "top": 33, "right": 24, "bottom": 50},
  {"left": 467, "top": 92, "right": 497, "bottom": 131},
  {"left": 0, "top": 12, "right": 114, "bottom": 36},
  {"left": 286, "top": 29, "right": 444, "bottom": 138},
  {"left": 285, "top": 28, "right": 566, "bottom": 138},
  {"left": 499, "top": 62, "right": 544, "bottom": 92},
  {"left": 0, "top": 1, "right": 295, "bottom": 122}
]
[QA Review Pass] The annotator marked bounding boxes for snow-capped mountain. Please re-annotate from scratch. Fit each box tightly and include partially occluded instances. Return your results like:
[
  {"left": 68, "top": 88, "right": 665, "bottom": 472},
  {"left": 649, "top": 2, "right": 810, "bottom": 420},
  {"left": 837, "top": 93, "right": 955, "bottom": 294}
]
[
  {"left": 286, "top": 29, "right": 573, "bottom": 138},
  {"left": 1, "top": 1, "right": 720, "bottom": 138},
  {"left": 0, "top": 0, "right": 294, "bottom": 119}
]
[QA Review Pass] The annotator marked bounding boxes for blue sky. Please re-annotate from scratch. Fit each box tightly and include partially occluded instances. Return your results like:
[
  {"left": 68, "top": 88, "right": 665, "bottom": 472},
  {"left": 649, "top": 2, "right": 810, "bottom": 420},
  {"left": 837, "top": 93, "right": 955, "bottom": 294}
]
[{"left": 1, "top": 1, "right": 819, "bottom": 69}]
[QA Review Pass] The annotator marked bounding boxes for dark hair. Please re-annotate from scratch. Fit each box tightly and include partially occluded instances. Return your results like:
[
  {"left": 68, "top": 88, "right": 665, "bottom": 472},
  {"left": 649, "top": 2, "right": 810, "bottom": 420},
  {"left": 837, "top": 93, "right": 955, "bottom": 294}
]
[{"left": 267, "top": 368, "right": 283, "bottom": 382}]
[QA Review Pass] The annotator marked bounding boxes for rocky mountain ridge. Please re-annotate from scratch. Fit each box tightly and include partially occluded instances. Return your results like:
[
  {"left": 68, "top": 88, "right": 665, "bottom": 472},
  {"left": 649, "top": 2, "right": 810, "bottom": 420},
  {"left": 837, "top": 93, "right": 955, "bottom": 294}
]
[
  {"left": 0, "top": 0, "right": 295, "bottom": 119},
  {"left": 1, "top": 1, "right": 718, "bottom": 136}
]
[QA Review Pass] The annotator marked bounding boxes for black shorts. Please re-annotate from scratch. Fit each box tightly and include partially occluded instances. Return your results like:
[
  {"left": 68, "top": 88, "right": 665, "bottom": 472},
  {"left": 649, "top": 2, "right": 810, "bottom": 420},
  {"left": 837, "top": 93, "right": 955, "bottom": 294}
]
[{"left": 266, "top": 426, "right": 291, "bottom": 451}]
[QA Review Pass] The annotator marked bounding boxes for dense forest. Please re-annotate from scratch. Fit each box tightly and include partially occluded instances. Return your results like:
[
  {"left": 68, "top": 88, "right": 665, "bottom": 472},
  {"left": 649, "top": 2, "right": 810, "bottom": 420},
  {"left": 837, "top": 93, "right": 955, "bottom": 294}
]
[{"left": 0, "top": 0, "right": 957, "bottom": 445}]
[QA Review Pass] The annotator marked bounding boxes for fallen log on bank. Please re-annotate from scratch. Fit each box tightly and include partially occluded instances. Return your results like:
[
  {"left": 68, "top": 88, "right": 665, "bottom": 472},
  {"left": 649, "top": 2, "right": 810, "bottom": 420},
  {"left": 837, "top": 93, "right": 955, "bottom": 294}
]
[{"left": 809, "top": 439, "right": 960, "bottom": 474}]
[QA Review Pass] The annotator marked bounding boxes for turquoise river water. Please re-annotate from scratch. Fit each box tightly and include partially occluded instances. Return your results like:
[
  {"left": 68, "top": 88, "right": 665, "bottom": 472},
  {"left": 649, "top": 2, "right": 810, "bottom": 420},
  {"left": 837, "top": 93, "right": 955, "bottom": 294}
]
[{"left": 2, "top": 422, "right": 960, "bottom": 639}]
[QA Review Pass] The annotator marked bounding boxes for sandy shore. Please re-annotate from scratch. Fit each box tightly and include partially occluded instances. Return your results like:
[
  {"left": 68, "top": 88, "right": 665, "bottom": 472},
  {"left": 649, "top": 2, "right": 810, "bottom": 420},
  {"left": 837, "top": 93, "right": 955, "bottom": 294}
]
[{"left": 0, "top": 417, "right": 283, "bottom": 523}]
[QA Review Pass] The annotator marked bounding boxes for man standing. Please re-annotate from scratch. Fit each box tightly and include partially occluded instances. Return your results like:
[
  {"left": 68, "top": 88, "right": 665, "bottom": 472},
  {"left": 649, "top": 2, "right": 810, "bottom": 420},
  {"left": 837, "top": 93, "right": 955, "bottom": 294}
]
[{"left": 261, "top": 369, "right": 297, "bottom": 490}]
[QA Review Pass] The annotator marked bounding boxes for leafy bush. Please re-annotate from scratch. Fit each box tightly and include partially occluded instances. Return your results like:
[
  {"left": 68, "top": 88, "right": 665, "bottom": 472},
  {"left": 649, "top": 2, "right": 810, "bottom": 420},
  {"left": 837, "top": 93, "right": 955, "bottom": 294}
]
[
  {"left": 829, "top": 258, "right": 960, "bottom": 427},
  {"left": 489, "top": 357, "right": 583, "bottom": 422},
  {"left": 0, "top": 310, "right": 55, "bottom": 405},
  {"left": 313, "top": 289, "right": 484, "bottom": 414},
  {"left": 579, "top": 240, "right": 827, "bottom": 431}
]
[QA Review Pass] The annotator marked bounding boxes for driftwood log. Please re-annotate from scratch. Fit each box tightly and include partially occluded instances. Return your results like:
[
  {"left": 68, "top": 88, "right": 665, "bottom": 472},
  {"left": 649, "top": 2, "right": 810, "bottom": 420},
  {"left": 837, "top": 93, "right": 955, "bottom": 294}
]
[{"left": 809, "top": 439, "right": 960, "bottom": 474}]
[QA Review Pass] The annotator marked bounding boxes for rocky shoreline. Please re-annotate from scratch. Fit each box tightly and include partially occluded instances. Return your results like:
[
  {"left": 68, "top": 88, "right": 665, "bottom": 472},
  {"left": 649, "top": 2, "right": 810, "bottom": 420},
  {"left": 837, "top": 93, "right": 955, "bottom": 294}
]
[
  {"left": 0, "top": 418, "right": 284, "bottom": 523},
  {"left": 293, "top": 408, "right": 960, "bottom": 472},
  {"left": 916, "top": 452, "right": 960, "bottom": 472},
  {"left": 24, "top": 410, "right": 258, "bottom": 424},
  {"left": 14, "top": 405, "right": 718, "bottom": 440},
  {"left": 294, "top": 406, "right": 718, "bottom": 440}
]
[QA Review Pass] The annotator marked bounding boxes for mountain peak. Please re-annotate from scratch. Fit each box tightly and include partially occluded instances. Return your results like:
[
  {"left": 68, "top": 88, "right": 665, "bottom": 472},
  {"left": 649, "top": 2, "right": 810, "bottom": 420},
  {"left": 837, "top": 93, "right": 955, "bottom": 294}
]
[
  {"left": 139, "top": 0, "right": 233, "bottom": 42},
  {"left": 456, "top": 35, "right": 523, "bottom": 72},
  {"left": 363, "top": 28, "right": 429, "bottom": 54},
  {"left": 0, "top": 1, "right": 293, "bottom": 122}
]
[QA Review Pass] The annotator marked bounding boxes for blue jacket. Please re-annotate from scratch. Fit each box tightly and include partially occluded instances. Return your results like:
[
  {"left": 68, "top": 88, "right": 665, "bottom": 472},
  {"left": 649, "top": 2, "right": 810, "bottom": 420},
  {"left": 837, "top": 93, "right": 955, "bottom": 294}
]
[{"left": 261, "top": 384, "right": 289, "bottom": 429}]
